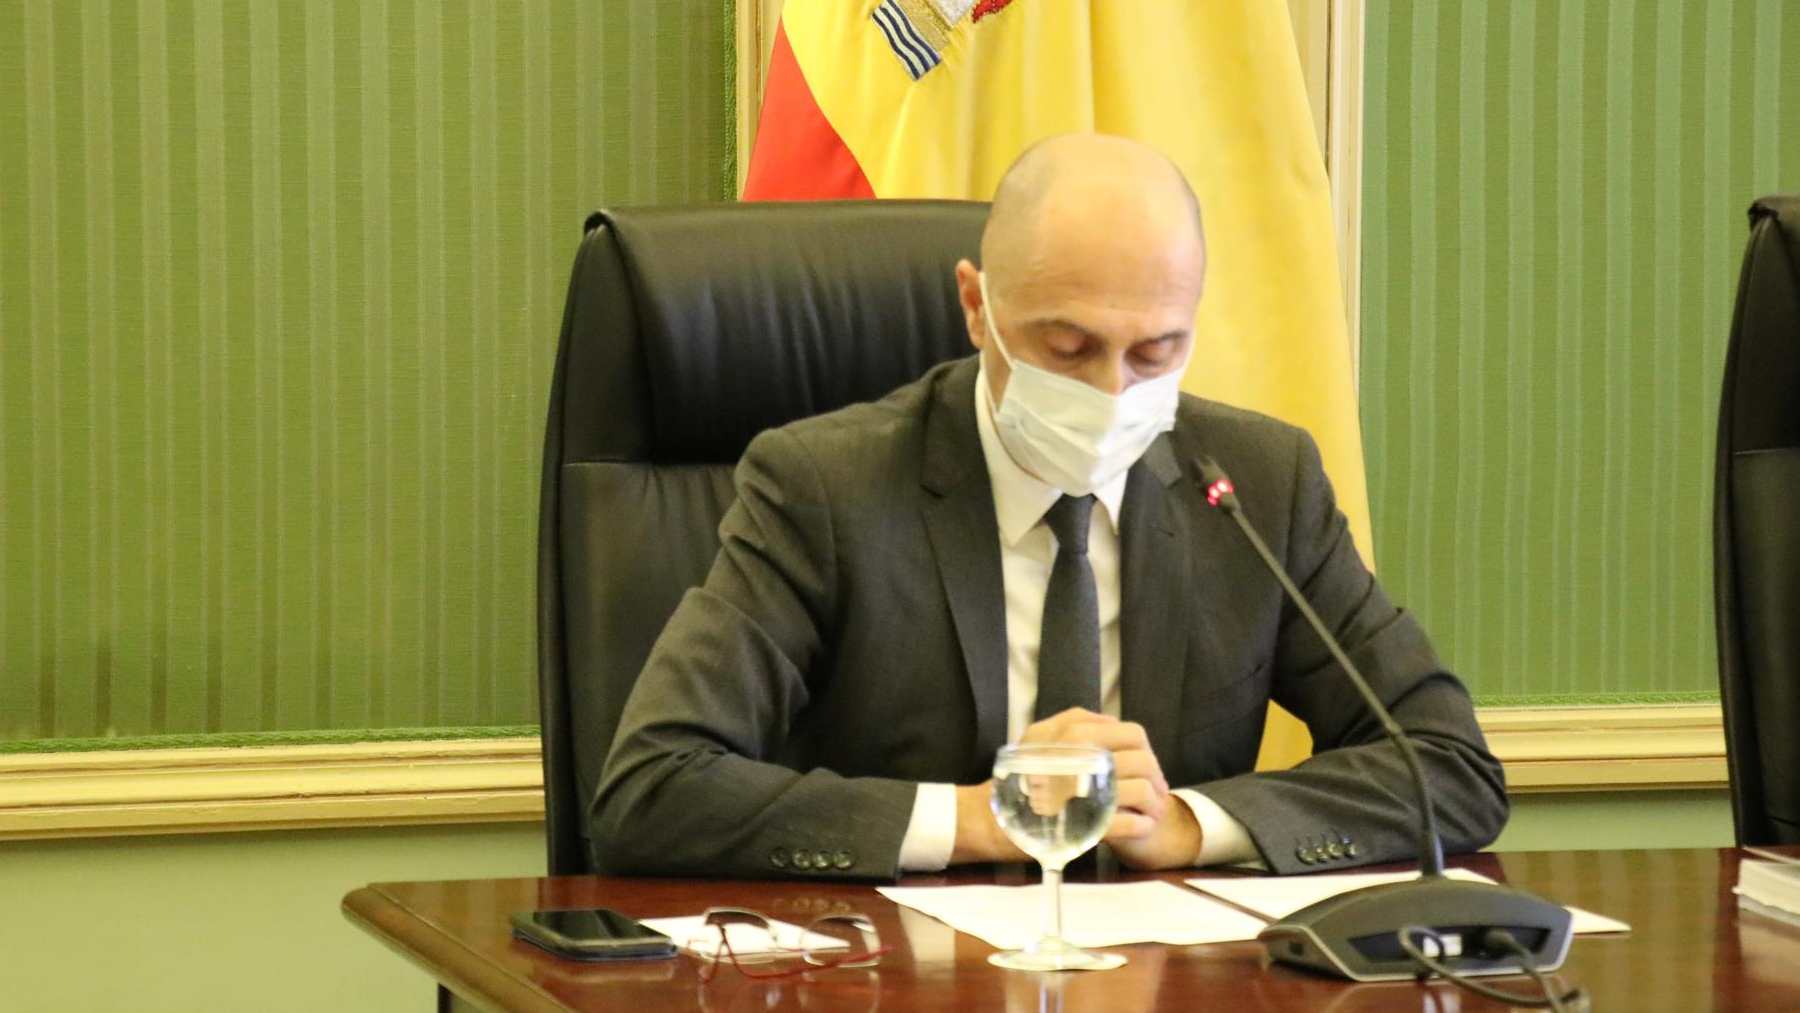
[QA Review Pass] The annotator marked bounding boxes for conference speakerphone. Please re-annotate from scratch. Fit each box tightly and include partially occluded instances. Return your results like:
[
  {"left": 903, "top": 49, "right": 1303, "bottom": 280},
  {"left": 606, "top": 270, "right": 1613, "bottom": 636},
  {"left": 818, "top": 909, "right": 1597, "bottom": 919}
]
[{"left": 1257, "top": 876, "right": 1574, "bottom": 982}]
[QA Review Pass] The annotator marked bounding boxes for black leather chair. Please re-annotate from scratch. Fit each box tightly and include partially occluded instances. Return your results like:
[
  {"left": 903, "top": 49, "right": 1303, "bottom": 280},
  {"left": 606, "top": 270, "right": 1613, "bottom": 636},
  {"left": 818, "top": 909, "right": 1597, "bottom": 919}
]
[
  {"left": 535, "top": 201, "right": 989, "bottom": 875},
  {"left": 1714, "top": 195, "right": 1800, "bottom": 846}
]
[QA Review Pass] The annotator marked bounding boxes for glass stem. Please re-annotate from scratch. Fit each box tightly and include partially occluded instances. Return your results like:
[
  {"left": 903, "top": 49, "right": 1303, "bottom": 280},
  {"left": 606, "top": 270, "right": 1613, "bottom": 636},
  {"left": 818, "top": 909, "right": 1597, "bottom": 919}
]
[{"left": 1042, "top": 864, "right": 1065, "bottom": 945}]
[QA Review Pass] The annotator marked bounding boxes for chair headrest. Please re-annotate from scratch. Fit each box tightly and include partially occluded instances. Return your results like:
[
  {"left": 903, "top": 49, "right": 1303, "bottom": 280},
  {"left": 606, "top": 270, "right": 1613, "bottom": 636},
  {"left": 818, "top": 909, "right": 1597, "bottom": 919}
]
[{"left": 558, "top": 200, "right": 989, "bottom": 464}]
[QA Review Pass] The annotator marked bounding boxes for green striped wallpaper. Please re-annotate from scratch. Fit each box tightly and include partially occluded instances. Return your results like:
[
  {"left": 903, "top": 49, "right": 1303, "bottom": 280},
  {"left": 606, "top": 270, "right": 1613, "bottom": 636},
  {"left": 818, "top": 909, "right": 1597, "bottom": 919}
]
[
  {"left": 0, "top": 1, "right": 733, "bottom": 746},
  {"left": 1361, "top": 0, "right": 1800, "bottom": 704},
  {"left": 10, "top": 0, "right": 1793, "bottom": 747}
]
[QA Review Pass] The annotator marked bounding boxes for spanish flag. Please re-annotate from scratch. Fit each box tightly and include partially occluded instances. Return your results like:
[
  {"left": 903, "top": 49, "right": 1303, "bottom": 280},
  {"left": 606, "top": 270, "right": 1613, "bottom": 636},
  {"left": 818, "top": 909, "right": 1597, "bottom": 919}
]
[{"left": 745, "top": 1, "right": 1359, "bottom": 768}]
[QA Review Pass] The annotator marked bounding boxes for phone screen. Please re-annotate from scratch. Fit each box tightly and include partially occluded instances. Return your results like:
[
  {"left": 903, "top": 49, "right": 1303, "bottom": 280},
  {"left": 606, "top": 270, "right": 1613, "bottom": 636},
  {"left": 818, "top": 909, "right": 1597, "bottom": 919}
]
[{"left": 527, "top": 908, "right": 669, "bottom": 944}]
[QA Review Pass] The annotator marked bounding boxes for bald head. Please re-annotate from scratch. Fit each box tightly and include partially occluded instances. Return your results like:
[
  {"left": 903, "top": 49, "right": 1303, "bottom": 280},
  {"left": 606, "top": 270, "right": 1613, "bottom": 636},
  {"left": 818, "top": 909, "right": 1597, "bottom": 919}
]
[
  {"left": 980, "top": 133, "right": 1204, "bottom": 295},
  {"left": 954, "top": 133, "right": 1206, "bottom": 402}
]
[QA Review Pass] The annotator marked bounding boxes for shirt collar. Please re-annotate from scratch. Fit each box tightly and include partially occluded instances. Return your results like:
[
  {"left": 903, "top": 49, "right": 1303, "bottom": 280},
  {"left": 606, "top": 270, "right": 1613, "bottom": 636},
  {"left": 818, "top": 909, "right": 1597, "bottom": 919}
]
[{"left": 974, "top": 361, "right": 1127, "bottom": 548}]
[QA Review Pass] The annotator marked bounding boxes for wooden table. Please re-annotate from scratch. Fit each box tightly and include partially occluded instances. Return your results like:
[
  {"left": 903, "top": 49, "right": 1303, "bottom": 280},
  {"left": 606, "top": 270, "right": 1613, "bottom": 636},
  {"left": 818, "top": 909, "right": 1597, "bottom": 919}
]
[{"left": 344, "top": 848, "right": 1800, "bottom": 1012}]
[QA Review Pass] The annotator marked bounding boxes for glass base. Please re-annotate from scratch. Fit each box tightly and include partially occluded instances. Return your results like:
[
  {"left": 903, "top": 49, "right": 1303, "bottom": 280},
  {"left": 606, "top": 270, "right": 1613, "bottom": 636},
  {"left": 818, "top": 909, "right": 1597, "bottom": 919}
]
[{"left": 988, "top": 937, "right": 1127, "bottom": 972}]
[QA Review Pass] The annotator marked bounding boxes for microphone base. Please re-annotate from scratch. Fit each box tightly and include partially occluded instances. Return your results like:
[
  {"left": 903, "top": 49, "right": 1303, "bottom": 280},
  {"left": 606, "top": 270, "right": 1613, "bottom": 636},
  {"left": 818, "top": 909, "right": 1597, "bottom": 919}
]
[{"left": 1257, "top": 877, "right": 1573, "bottom": 982}]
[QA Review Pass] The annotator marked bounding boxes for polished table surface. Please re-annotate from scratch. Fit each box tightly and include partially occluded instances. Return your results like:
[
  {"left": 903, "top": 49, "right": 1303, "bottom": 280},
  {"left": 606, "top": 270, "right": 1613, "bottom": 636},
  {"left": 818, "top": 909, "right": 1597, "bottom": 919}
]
[{"left": 343, "top": 848, "right": 1800, "bottom": 1012}]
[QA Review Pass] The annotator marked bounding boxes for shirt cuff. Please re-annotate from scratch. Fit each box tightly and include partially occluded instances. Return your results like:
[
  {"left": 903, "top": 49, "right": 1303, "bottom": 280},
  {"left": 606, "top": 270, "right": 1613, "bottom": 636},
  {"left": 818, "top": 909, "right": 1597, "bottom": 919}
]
[
  {"left": 1172, "top": 788, "right": 1259, "bottom": 867},
  {"left": 896, "top": 782, "right": 958, "bottom": 872}
]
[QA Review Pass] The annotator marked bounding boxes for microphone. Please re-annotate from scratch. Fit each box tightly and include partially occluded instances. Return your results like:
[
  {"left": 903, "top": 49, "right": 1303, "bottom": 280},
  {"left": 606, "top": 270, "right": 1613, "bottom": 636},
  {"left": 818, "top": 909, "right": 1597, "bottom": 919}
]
[{"left": 1195, "top": 455, "right": 1573, "bottom": 983}]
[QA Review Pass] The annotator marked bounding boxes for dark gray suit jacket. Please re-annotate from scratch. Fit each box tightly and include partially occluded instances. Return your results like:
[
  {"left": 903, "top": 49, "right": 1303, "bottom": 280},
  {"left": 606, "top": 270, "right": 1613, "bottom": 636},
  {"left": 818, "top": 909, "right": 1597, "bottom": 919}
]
[{"left": 591, "top": 357, "right": 1507, "bottom": 878}]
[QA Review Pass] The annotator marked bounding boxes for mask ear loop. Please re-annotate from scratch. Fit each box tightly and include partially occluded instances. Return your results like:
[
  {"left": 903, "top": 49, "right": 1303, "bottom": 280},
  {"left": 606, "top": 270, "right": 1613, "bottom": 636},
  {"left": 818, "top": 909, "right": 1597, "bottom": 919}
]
[{"left": 977, "top": 271, "right": 1018, "bottom": 370}]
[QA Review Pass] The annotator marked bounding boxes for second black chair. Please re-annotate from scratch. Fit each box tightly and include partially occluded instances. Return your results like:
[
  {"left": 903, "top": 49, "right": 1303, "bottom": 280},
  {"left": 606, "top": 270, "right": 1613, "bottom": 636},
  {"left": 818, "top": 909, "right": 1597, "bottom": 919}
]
[{"left": 1714, "top": 194, "right": 1800, "bottom": 847}]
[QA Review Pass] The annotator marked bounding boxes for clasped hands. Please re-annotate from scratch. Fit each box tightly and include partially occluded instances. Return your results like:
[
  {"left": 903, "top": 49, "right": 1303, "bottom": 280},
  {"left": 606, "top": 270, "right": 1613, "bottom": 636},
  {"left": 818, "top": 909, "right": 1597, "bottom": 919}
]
[{"left": 952, "top": 707, "right": 1202, "bottom": 870}]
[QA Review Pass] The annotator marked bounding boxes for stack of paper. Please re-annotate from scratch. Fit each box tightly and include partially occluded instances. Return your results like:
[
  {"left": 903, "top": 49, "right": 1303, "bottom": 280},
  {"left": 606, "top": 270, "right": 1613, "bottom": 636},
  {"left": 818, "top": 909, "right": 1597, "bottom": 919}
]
[
  {"left": 877, "top": 872, "right": 1629, "bottom": 951},
  {"left": 875, "top": 881, "right": 1268, "bottom": 949},
  {"left": 1736, "top": 853, "right": 1800, "bottom": 928}
]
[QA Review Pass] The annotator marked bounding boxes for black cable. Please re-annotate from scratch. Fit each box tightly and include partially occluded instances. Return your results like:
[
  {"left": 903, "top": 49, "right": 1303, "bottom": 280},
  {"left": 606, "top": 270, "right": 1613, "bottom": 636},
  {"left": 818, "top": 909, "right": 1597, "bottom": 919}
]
[
  {"left": 1487, "top": 928, "right": 1580, "bottom": 1013},
  {"left": 1397, "top": 925, "right": 1587, "bottom": 1012}
]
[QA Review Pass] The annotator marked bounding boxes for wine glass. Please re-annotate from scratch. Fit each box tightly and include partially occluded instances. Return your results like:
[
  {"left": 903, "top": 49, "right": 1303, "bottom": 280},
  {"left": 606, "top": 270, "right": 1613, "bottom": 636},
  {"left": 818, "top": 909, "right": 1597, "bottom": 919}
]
[{"left": 987, "top": 743, "right": 1126, "bottom": 971}]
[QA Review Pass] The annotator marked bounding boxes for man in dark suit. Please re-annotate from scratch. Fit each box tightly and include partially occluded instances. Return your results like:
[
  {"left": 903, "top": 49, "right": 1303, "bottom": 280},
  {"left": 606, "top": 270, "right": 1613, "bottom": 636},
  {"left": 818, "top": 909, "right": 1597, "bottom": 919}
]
[{"left": 591, "top": 134, "right": 1507, "bottom": 879}]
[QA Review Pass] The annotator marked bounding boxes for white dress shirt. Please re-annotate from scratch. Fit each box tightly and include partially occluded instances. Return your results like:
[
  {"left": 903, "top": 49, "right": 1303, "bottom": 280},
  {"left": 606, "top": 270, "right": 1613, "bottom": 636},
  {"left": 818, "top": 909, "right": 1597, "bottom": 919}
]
[{"left": 894, "top": 365, "right": 1258, "bottom": 871}]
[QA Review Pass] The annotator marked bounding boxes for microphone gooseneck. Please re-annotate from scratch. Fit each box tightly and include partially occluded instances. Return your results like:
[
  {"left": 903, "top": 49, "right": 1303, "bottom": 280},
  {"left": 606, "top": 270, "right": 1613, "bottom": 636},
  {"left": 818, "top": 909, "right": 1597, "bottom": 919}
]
[
  {"left": 1192, "top": 453, "right": 1575, "bottom": 992},
  {"left": 1195, "top": 455, "right": 1444, "bottom": 877}
]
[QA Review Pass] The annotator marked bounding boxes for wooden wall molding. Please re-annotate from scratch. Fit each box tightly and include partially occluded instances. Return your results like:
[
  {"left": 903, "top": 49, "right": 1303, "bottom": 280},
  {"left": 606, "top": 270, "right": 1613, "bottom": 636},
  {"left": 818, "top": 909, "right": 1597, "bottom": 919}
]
[
  {"left": 734, "top": 0, "right": 784, "bottom": 195},
  {"left": 1326, "top": 0, "right": 1366, "bottom": 383},
  {"left": 0, "top": 738, "right": 545, "bottom": 842},
  {"left": 0, "top": 707, "right": 1723, "bottom": 842},
  {"left": 1481, "top": 705, "right": 1726, "bottom": 794}
]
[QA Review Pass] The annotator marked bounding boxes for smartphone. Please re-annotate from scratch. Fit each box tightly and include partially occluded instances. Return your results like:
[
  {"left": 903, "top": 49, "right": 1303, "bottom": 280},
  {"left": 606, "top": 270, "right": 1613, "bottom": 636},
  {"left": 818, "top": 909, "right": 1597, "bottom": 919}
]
[{"left": 509, "top": 908, "right": 677, "bottom": 962}]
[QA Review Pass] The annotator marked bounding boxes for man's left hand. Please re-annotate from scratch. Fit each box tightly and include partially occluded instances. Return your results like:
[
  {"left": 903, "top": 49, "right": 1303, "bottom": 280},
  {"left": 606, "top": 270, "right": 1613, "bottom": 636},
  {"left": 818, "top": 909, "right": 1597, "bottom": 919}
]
[{"left": 1106, "top": 784, "right": 1204, "bottom": 870}]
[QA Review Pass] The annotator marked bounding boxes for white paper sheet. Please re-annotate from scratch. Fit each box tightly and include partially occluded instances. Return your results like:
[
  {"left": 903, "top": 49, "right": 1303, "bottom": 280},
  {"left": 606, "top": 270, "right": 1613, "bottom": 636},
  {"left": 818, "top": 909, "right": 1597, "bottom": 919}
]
[
  {"left": 876, "top": 880, "right": 1269, "bottom": 949},
  {"left": 1186, "top": 868, "right": 1631, "bottom": 934},
  {"left": 639, "top": 916, "right": 851, "bottom": 958}
]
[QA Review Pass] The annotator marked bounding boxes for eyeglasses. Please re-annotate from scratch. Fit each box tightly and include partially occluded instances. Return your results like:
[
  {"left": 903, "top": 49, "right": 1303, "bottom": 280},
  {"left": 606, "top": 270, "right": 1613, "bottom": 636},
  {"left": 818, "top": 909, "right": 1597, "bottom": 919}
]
[{"left": 695, "top": 907, "right": 891, "bottom": 982}]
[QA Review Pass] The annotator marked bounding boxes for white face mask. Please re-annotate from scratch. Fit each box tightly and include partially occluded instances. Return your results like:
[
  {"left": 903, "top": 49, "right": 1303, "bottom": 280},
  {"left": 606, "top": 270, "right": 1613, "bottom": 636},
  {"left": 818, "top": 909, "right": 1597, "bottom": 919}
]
[{"left": 978, "top": 272, "right": 1183, "bottom": 496}]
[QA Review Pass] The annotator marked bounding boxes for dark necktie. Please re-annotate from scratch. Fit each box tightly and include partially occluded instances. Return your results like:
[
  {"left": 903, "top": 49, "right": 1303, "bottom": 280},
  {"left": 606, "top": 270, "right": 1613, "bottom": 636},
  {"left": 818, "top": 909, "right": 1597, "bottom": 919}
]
[{"left": 1034, "top": 494, "right": 1101, "bottom": 720}]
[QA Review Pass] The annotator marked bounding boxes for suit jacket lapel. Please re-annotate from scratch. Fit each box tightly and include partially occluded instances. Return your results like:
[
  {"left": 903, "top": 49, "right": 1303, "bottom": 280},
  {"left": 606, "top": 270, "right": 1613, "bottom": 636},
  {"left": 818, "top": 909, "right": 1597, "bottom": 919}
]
[
  {"left": 920, "top": 360, "right": 1010, "bottom": 765},
  {"left": 1118, "top": 435, "right": 1192, "bottom": 764}
]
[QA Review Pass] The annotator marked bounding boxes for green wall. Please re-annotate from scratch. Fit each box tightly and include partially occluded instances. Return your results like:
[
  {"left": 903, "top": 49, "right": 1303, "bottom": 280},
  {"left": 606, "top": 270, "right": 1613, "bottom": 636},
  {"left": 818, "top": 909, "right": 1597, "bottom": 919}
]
[
  {"left": 1360, "top": 0, "right": 1800, "bottom": 704},
  {"left": 0, "top": 794, "right": 1733, "bottom": 1013},
  {"left": 0, "top": 1, "right": 732, "bottom": 747},
  {"left": 2, "top": 823, "right": 545, "bottom": 1012},
  {"left": 13, "top": 0, "right": 1795, "bottom": 731}
]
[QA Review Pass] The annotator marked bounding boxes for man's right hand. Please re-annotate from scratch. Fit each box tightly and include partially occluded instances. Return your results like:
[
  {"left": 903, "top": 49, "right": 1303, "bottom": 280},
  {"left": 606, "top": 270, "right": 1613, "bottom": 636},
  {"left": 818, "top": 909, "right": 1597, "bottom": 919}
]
[{"left": 950, "top": 780, "right": 1030, "bottom": 864}]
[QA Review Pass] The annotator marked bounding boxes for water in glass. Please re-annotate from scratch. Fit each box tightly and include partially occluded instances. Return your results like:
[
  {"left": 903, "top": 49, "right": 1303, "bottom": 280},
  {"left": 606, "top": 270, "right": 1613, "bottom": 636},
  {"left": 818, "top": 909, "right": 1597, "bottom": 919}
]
[
  {"left": 992, "top": 751, "right": 1115, "bottom": 866},
  {"left": 987, "top": 744, "right": 1127, "bottom": 972}
]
